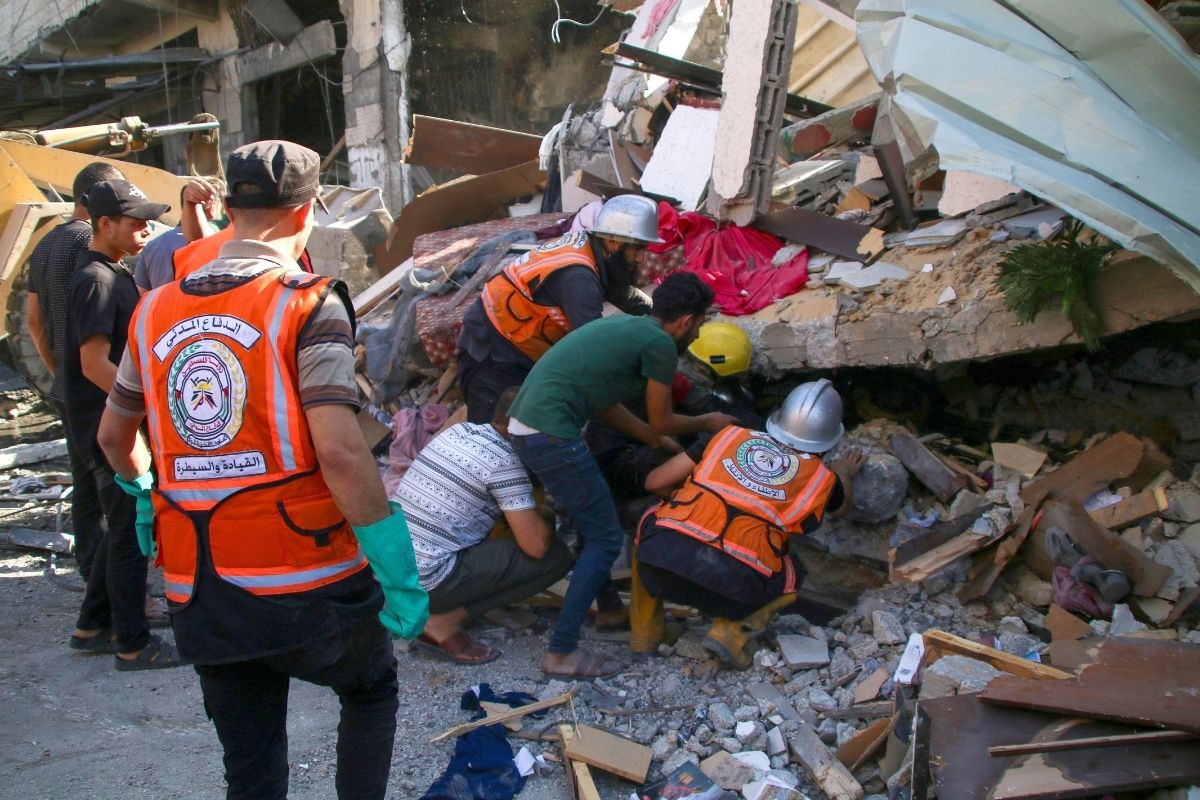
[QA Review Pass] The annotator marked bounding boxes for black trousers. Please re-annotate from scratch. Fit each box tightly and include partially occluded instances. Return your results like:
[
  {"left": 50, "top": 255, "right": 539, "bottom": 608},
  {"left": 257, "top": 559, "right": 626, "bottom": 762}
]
[
  {"left": 457, "top": 349, "right": 530, "bottom": 425},
  {"left": 74, "top": 450, "right": 150, "bottom": 652},
  {"left": 194, "top": 614, "right": 399, "bottom": 800},
  {"left": 53, "top": 400, "right": 105, "bottom": 581}
]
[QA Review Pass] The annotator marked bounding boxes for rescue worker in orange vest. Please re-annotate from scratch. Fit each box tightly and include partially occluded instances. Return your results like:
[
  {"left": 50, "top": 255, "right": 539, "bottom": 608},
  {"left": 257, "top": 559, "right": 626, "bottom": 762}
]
[
  {"left": 97, "top": 140, "right": 428, "bottom": 799},
  {"left": 456, "top": 194, "right": 663, "bottom": 423},
  {"left": 630, "top": 379, "right": 865, "bottom": 669}
]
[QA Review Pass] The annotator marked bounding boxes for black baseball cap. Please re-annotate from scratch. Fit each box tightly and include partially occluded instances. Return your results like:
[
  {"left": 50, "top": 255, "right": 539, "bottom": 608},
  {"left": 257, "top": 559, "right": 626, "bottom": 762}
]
[
  {"left": 83, "top": 179, "right": 170, "bottom": 221},
  {"left": 224, "top": 140, "right": 324, "bottom": 209}
]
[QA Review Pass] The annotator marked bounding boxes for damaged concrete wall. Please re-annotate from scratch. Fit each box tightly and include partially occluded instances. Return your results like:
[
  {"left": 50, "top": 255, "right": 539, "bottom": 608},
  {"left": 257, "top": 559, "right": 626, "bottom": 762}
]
[{"left": 0, "top": 0, "right": 94, "bottom": 63}]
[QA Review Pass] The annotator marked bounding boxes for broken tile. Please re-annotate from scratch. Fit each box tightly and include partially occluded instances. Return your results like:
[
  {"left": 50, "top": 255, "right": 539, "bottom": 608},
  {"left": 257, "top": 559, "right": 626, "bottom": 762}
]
[
  {"left": 991, "top": 442, "right": 1048, "bottom": 479},
  {"left": 837, "top": 261, "right": 909, "bottom": 291},
  {"left": 937, "top": 171, "right": 1020, "bottom": 217},
  {"left": 937, "top": 287, "right": 956, "bottom": 304},
  {"left": 777, "top": 634, "right": 830, "bottom": 669},
  {"left": 1002, "top": 205, "right": 1066, "bottom": 239}
]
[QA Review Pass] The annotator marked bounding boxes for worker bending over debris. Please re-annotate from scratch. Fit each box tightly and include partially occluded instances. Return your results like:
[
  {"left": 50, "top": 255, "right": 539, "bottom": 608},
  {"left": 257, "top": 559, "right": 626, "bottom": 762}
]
[
  {"left": 393, "top": 387, "right": 573, "bottom": 665},
  {"left": 456, "top": 194, "right": 662, "bottom": 424},
  {"left": 631, "top": 379, "right": 865, "bottom": 669},
  {"left": 506, "top": 272, "right": 737, "bottom": 679},
  {"left": 586, "top": 320, "right": 762, "bottom": 508},
  {"left": 98, "top": 140, "right": 428, "bottom": 799}
]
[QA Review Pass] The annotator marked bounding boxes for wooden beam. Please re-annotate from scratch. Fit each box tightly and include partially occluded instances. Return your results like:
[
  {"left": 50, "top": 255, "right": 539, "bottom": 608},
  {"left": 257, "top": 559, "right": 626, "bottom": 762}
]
[
  {"left": 429, "top": 689, "right": 576, "bottom": 743},
  {"left": 988, "top": 730, "right": 1195, "bottom": 757},
  {"left": 922, "top": 630, "right": 1073, "bottom": 681},
  {"left": 237, "top": 20, "right": 337, "bottom": 84}
]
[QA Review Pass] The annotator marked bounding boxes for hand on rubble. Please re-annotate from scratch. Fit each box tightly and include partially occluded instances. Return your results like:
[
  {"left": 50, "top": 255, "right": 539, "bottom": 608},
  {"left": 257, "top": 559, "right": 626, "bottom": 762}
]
[
  {"left": 830, "top": 447, "right": 867, "bottom": 479},
  {"left": 701, "top": 412, "right": 739, "bottom": 433}
]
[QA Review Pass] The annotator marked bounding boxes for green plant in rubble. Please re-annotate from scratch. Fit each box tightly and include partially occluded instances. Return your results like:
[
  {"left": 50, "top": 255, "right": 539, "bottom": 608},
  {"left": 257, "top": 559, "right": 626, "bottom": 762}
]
[{"left": 995, "top": 219, "right": 1117, "bottom": 352}]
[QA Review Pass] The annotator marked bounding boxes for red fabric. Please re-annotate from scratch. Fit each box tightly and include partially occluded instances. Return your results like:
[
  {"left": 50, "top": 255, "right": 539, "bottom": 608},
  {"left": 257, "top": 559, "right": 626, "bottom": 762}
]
[
  {"left": 415, "top": 292, "right": 475, "bottom": 367},
  {"left": 671, "top": 372, "right": 692, "bottom": 408},
  {"left": 649, "top": 202, "right": 809, "bottom": 316}
]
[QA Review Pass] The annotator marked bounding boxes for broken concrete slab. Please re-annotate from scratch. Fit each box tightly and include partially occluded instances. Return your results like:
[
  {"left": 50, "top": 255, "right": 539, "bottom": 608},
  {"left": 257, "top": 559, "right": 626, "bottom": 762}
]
[
  {"left": 1002, "top": 205, "right": 1067, "bottom": 240},
  {"left": 778, "top": 92, "right": 879, "bottom": 163},
  {"left": 777, "top": 634, "right": 830, "bottom": 669},
  {"left": 837, "top": 262, "right": 910, "bottom": 292},
  {"left": 700, "top": 750, "right": 755, "bottom": 791},
  {"left": 884, "top": 219, "right": 967, "bottom": 249},
  {"left": 756, "top": 207, "right": 885, "bottom": 262},
  {"left": 640, "top": 105, "right": 720, "bottom": 209},
  {"left": 787, "top": 725, "right": 864, "bottom": 800},
  {"left": 937, "top": 171, "right": 1020, "bottom": 217}
]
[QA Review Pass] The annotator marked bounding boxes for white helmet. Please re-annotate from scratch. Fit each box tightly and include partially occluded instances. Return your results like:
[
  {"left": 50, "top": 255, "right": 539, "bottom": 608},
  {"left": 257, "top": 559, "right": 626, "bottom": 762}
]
[
  {"left": 766, "top": 379, "right": 844, "bottom": 453},
  {"left": 587, "top": 195, "right": 664, "bottom": 245}
]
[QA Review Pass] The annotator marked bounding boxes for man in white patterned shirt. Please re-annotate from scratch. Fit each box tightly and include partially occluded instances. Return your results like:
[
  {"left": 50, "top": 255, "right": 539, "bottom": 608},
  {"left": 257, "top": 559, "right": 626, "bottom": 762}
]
[{"left": 393, "top": 388, "right": 573, "bottom": 664}]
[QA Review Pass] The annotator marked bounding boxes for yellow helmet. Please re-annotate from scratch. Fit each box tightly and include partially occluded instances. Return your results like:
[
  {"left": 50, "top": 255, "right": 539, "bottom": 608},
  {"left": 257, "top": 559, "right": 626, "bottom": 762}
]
[{"left": 688, "top": 322, "right": 752, "bottom": 377}]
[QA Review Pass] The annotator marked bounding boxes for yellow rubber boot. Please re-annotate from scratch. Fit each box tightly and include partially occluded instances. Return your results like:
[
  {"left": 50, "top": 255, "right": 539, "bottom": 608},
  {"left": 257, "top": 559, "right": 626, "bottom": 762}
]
[
  {"left": 703, "top": 593, "right": 797, "bottom": 670},
  {"left": 629, "top": 554, "right": 665, "bottom": 654},
  {"left": 702, "top": 617, "right": 753, "bottom": 670},
  {"left": 738, "top": 592, "right": 798, "bottom": 637}
]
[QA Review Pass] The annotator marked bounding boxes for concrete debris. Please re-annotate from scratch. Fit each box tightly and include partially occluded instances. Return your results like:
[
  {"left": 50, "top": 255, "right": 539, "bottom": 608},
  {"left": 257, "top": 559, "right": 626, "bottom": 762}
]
[
  {"left": 870, "top": 611, "right": 905, "bottom": 645},
  {"left": 936, "top": 287, "right": 956, "bottom": 305},
  {"left": 777, "top": 635, "right": 831, "bottom": 669}
]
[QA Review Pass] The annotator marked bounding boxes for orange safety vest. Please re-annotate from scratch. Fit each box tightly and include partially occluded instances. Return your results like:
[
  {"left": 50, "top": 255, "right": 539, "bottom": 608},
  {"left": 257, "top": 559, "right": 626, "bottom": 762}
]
[
  {"left": 653, "top": 426, "right": 837, "bottom": 576},
  {"left": 480, "top": 231, "right": 600, "bottom": 361},
  {"left": 172, "top": 226, "right": 234, "bottom": 281},
  {"left": 128, "top": 263, "right": 366, "bottom": 604}
]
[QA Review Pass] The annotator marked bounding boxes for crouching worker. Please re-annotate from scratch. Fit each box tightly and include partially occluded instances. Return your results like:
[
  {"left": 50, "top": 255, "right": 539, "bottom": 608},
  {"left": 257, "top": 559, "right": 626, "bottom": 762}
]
[
  {"left": 630, "top": 379, "right": 865, "bottom": 668},
  {"left": 393, "top": 387, "right": 574, "bottom": 664},
  {"left": 98, "top": 140, "right": 428, "bottom": 800}
]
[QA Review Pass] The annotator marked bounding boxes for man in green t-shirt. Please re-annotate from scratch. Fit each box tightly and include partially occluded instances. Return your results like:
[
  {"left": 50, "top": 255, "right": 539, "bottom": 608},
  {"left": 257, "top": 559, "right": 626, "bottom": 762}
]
[{"left": 507, "top": 272, "right": 737, "bottom": 678}]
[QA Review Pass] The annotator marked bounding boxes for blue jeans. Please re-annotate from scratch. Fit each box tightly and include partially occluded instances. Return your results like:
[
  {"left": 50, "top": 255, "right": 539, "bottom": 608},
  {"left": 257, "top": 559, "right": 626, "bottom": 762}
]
[{"left": 512, "top": 434, "right": 623, "bottom": 654}]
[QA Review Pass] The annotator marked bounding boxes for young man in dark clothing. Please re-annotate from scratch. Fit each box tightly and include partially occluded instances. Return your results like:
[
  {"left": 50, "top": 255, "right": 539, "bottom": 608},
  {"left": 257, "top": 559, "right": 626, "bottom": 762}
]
[
  {"left": 26, "top": 162, "right": 124, "bottom": 580},
  {"left": 65, "top": 179, "right": 183, "bottom": 670}
]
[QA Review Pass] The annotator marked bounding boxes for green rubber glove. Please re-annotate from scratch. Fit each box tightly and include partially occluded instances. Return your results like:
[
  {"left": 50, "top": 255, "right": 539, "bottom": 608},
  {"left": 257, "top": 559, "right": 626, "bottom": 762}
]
[
  {"left": 352, "top": 502, "right": 429, "bottom": 640},
  {"left": 114, "top": 472, "right": 155, "bottom": 559}
]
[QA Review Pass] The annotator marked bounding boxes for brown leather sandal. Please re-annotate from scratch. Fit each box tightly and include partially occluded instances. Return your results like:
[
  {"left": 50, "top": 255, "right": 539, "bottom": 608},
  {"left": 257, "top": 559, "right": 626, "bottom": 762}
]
[
  {"left": 542, "top": 650, "right": 621, "bottom": 679},
  {"left": 414, "top": 631, "right": 500, "bottom": 665}
]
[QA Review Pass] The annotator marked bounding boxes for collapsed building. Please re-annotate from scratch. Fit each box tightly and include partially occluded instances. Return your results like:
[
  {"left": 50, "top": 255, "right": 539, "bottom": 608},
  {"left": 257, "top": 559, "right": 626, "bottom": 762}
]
[{"left": 2, "top": 0, "right": 1200, "bottom": 798}]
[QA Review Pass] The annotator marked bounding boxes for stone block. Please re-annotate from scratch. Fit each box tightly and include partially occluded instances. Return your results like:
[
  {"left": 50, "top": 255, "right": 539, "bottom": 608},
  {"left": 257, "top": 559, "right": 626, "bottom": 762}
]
[
  {"left": 700, "top": 750, "right": 755, "bottom": 791},
  {"left": 925, "top": 655, "right": 1003, "bottom": 694},
  {"left": 871, "top": 610, "right": 906, "bottom": 645},
  {"left": 708, "top": 702, "right": 737, "bottom": 731},
  {"left": 846, "top": 452, "right": 909, "bottom": 523},
  {"left": 777, "top": 635, "right": 830, "bottom": 669}
]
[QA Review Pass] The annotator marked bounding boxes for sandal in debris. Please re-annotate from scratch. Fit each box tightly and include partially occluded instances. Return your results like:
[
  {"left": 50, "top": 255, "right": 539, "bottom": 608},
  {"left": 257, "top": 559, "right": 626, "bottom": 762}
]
[
  {"left": 414, "top": 631, "right": 500, "bottom": 665},
  {"left": 542, "top": 650, "right": 621, "bottom": 680},
  {"left": 114, "top": 634, "right": 187, "bottom": 672}
]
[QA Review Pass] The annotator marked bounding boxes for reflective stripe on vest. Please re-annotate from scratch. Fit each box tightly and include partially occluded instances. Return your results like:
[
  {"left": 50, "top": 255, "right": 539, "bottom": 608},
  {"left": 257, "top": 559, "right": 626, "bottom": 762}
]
[
  {"left": 219, "top": 553, "right": 367, "bottom": 592},
  {"left": 653, "top": 426, "right": 836, "bottom": 576},
  {"left": 480, "top": 231, "right": 599, "bottom": 361}
]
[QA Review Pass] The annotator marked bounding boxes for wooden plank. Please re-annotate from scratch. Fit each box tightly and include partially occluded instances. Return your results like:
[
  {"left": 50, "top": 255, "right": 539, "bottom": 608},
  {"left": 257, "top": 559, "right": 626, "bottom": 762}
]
[
  {"left": 570, "top": 761, "right": 602, "bottom": 800},
  {"left": 405, "top": 115, "right": 542, "bottom": 175},
  {"left": 352, "top": 256, "right": 412, "bottom": 315},
  {"left": 1087, "top": 486, "right": 1168, "bottom": 530},
  {"left": 920, "top": 692, "right": 1200, "bottom": 799},
  {"left": 988, "top": 729, "right": 1196, "bottom": 757},
  {"left": 787, "top": 725, "right": 864, "bottom": 800},
  {"left": 921, "top": 630, "right": 1073, "bottom": 681},
  {"left": 429, "top": 690, "right": 575, "bottom": 743},
  {"left": 835, "top": 716, "right": 893, "bottom": 771},
  {"left": 756, "top": 206, "right": 884, "bottom": 262},
  {"left": 887, "top": 432, "right": 965, "bottom": 502},
  {"left": 890, "top": 531, "right": 993, "bottom": 583},
  {"left": 980, "top": 670, "right": 1200, "bottom": 734},
  {"left": 564, "top": 723, "right": 652, "bottom": 783},
  {"left": 1044, "top": 604, "right": 1092, "bottom": 642},
  {"left": 375, "top": 160, "right": 546, "bottom": 270},
  {"left": 852, "top": 667, "right": 889, "bottom": 705}
]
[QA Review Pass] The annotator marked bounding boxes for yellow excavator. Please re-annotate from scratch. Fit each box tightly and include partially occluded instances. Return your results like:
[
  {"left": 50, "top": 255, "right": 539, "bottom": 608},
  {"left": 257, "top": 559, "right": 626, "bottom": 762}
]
[{"left": 0, "top": 114, "right": 221, "bottom": 397}]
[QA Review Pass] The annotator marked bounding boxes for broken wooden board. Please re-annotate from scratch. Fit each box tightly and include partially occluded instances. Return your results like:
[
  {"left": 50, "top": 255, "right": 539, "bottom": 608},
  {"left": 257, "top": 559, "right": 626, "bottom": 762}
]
[
  {"left": 887, "top": 433, "right": 965, "bottom": 502},
  {"left": 563, "top": 723, "right": 652, "bottom": 783},
  {"left": 1041, "top": 500, "right": 1171, "bottom": 597},
  {"left": 852, "top": 667, "right": 890, "bottom": 705},
  {"left": 960, "top": 432, "right": 1170, "bottom": 602},
  {"left": 571, "top": 760, "right": 602, "bottom": 800},
  {"left": 1087, "top": 486, "right": 1168, "bottom": 530},
  {"left": 756, "top": 206, "right": 884, "bottom": 263},
  {"left": 405, "top": 115, "right": 541, "bottom": 175},
  {"left": 891, "top": 531, "right": 994, "bottom": 584},
  {"left": 890, "top": 504, "right": 991, "bottom": 579},
  {"left": 1044, "top": 604, "right": 1093, "bottom": 642},
  {"left": 836, "top": 716, "right": 893, "bottom": 772},
  {"left": 787, "top": 724, "right": 864, "bottom": 800},
  {"left": 429, "top": 689, "right": 575, "bottom": 743},
  {"left": 915, "top": 692, "right": 1200, "bottom": 799},
  {"left": 921, "top": 630, "right": 1072, "bottom": 681},
  {"left": 987, "top": 729, "right": 1196, "bottom": 757},
  {"left": 991, "top": 442, "right": 1047, "bottom": 479},
  {"left": 980, "top": 638, "right": 1200, "bottom": 734},
  {"left": 376, "top": 160, "right": 546, "bottom": 270}
]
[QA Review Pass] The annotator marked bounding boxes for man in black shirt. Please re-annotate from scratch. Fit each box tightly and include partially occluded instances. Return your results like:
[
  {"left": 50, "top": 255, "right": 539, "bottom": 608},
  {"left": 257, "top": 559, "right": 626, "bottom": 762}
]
[
  {"left": 65, "top": 179, "right": 183, "bottom": 671},
  {"left": 26, "top": 162, "right": 124, "bottom": 580}
]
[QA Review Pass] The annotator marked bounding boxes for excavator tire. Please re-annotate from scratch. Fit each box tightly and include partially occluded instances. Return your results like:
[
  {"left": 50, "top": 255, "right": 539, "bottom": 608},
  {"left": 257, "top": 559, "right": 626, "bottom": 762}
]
[{"left": 3, "top": 267, "right": 54, "bottom": 400}]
